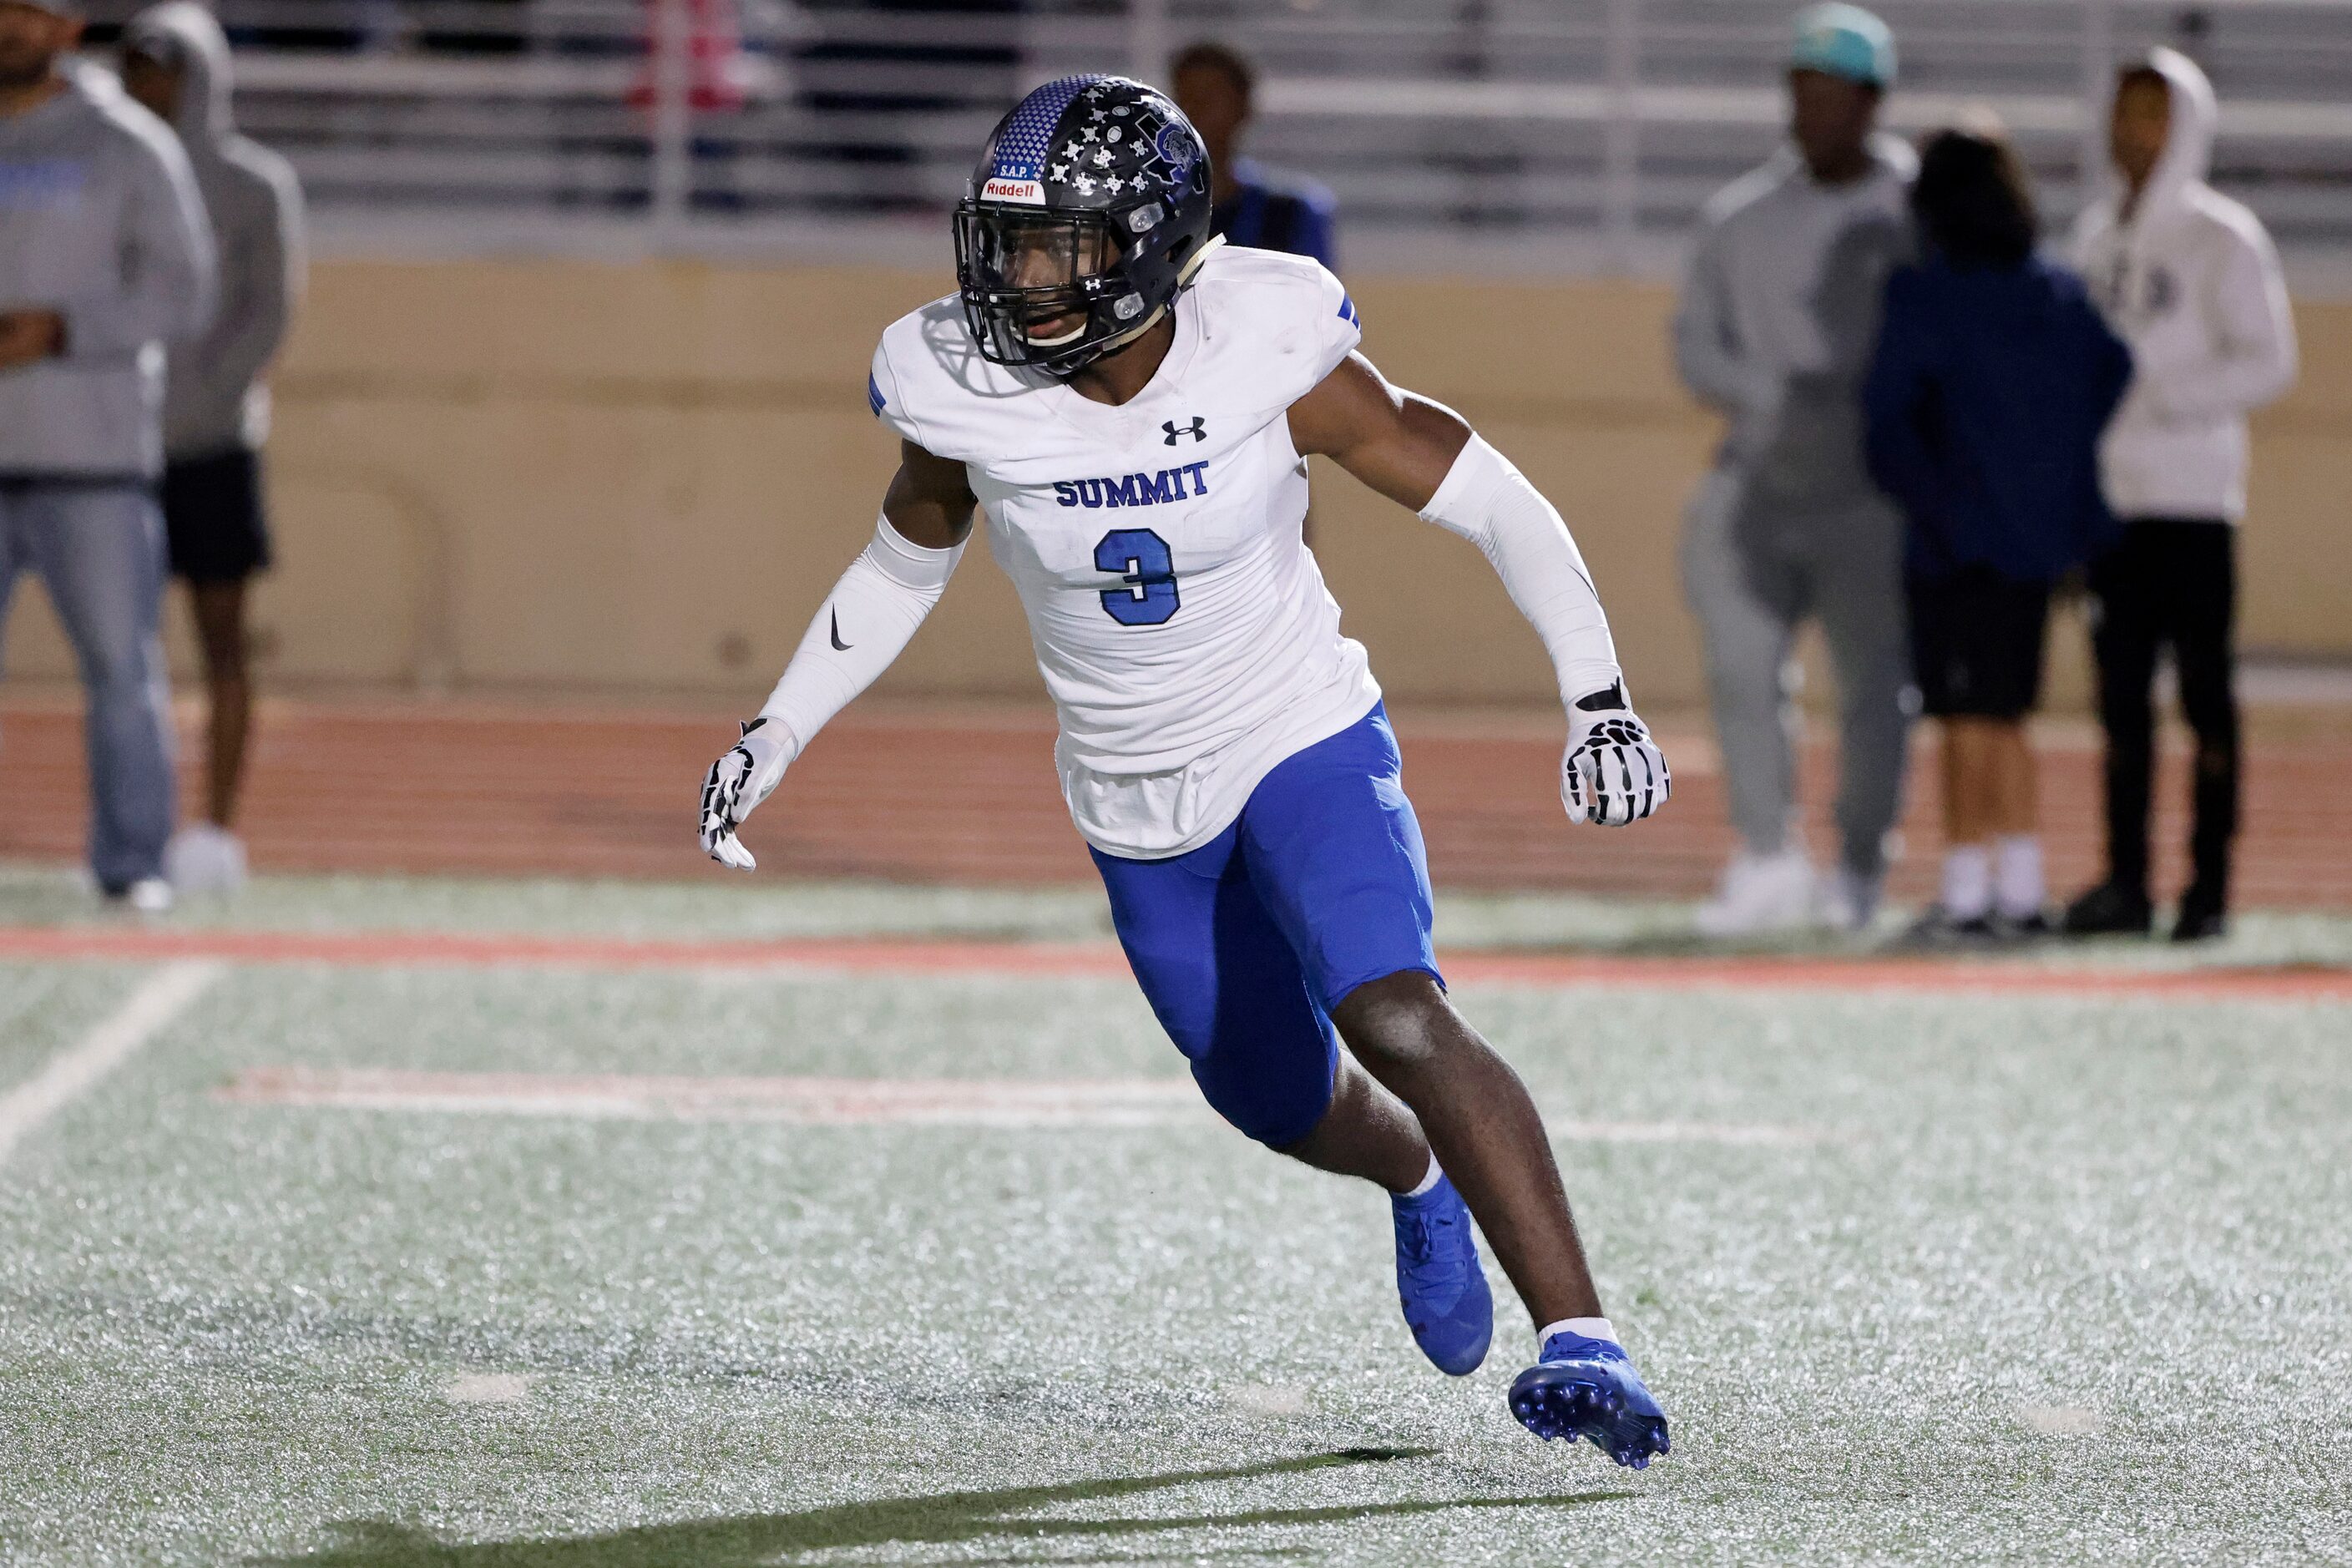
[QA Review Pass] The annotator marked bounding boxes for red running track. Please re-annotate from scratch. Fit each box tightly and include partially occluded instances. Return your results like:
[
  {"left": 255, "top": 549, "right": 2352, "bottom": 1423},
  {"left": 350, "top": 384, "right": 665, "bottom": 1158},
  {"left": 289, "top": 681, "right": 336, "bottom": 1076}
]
[{"left": 5, "top": 695, "right": 2351, "bottom": 908}]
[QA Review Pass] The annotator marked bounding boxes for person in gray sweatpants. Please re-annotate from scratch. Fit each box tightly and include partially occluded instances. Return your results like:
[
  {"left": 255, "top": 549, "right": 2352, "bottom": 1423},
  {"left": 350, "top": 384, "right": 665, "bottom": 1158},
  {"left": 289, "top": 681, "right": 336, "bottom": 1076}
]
[
  {"left": 0, "top": 0, "right": 215, "bottom": 906},
  {"left": 1673, "top": 3, "right": 1914, "bottom": 935}
]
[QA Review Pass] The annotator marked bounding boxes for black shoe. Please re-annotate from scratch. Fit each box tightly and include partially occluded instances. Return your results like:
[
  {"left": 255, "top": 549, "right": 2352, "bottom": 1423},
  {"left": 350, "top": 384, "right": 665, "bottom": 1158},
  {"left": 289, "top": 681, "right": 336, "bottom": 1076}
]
[
  {"left": 2171, "top": 888, "right": 2228, "bottom": 943},
  {"left": 2061, "top": 881, "right": 2153, "bottom": 937},
  {"left": 1899, "top": 908, "right": 2000, "bottom": 949},
  {"left": 1996, "top": 908, "right": 2057, "bottom": 942}
]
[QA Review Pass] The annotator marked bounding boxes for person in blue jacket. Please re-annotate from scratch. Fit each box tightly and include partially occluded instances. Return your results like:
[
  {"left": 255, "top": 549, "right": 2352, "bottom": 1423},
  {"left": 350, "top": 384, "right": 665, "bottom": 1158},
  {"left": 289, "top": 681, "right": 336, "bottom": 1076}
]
[
  {"left": 1170, "top": 41, "right": 1338, "bottom": 271},
  {"left": 1864, "top": 124, "right": 2132, "bottom": 938}
]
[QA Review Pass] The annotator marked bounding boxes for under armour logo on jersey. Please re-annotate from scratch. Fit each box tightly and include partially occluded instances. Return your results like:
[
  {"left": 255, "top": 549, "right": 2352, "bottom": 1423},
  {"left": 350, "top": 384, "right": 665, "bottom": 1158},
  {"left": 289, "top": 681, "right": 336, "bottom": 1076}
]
[{"left": 1163, "top": 417, "right": 1206, "bottom": 446}]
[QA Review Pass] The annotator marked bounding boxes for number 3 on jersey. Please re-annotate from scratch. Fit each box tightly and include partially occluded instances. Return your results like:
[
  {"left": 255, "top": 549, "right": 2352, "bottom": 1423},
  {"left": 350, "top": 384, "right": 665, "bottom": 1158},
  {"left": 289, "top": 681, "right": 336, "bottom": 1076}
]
[{"left": 1095, "top": 529, "right": 1180, "bottom": 626}]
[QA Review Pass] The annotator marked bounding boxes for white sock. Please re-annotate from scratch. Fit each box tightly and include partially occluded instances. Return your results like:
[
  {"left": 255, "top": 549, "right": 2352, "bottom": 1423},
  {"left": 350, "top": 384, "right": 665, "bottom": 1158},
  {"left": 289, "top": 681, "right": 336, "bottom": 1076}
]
[
  {"left": 1994, "top": 834, "right": 2044, "bottom": 919},
  {"left": 1400, "top": 1153, "right": 1443, "bottom": 1200},
  {"left": 1539, "top": 1316, "right": 1617, "bottom": 1348},
  {"left": 1940, "top": 846, "right": 1992, "bottom": 921}
]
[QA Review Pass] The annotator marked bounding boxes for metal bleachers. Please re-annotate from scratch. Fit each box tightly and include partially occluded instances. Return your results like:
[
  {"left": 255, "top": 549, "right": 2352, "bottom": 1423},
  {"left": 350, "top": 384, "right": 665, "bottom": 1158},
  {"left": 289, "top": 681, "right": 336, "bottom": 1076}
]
[{"left": 67, "top": 0, "right": 2352, "bottom": 270}]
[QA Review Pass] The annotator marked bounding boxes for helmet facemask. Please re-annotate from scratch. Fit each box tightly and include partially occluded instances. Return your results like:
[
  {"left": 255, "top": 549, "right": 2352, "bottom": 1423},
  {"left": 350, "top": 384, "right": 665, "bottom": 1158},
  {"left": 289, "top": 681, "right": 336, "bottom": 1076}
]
[
  {"left": 953, "top": 207, "right": 1147, "bottom": 373},
  {"left": 953, "top": 75, "right": 1216, "bottom": 378}
]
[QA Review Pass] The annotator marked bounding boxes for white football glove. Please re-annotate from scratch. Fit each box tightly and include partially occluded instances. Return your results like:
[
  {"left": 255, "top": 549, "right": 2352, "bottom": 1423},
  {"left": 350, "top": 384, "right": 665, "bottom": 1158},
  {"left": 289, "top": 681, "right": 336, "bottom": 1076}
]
[
  {"left": 698, "top": 717, "right": 794, "bottom": 871},
  {"left": 1561, "top": 681, "right": 1671, "bottom": 827}
]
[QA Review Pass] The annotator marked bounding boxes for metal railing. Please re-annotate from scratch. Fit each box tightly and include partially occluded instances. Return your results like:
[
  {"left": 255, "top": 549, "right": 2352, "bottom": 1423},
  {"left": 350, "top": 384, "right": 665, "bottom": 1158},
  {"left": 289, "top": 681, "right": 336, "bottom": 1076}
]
[{"left": 72, "top": 0, "right": 2352, "bottom": 267}]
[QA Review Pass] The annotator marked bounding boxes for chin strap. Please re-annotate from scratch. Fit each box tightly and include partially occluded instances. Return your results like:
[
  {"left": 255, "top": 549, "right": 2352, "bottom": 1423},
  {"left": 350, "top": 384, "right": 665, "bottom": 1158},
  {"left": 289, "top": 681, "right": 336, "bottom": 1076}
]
[
  {"left": 1060, "top": 235, "right": 1229, "bottom": 372},
  {"left": 1176, "top": 231, "right": 1227, "bottom": 286}
]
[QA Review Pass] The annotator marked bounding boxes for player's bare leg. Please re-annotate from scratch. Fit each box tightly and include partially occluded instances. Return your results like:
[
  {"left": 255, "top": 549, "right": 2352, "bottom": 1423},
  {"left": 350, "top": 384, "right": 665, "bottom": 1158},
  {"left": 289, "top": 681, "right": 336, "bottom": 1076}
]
[
  {"left": 1328, "top": 971, "right": 1602, "bottom": 1324},
  {"left": 1275, "top": 1055, "right": 1428, "bottom": 1192},
  {"left": 1277, "top": 1045, "right": 1494, "bottom": 1377},
  {"left": 1332, "top": 970, "right": 1671, "bottom": 1465}
]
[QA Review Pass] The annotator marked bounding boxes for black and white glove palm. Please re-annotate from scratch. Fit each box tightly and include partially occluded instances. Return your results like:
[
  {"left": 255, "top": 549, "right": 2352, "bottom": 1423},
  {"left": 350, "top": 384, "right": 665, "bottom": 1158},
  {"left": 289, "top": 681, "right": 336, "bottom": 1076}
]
[
  {"left": 699, "top": 717, "right": 794, "bottom": 871},
  {"left": 1561, "top": 680, "right": 1671, "bottom": 827}
]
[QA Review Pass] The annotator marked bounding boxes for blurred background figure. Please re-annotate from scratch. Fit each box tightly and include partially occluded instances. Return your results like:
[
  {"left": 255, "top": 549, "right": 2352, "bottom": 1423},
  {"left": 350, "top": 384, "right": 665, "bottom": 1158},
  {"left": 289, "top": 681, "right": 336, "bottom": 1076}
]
[
  {"left": 0, "top": 0, "right": 212, "bottom": 911},
  {"left": 1865, "top": 124, "right": 2132, "bottom": 943},
  {"left": 1672, "top": 3, "right": 1914, "bottom": 938},
  {"left": 1171, "top": 39, "right": 1338, "bottom": 271},
  {"left": 2065, "top": 49, "right": 2298, "bottom": 943},
  {"left": 121, "top": 2, "right": 305, "bottom": 898}
]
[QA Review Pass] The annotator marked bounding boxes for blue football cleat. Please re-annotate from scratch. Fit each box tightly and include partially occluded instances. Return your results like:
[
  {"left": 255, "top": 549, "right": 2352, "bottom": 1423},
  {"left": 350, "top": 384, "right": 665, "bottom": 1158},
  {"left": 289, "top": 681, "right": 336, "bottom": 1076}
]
[
  {"left": 1509, "top": 1332, "right": 1671, "bottom": 1468},
  {"left": 1391, "top": 1175, "right": 1493, "bottom": 1376}
]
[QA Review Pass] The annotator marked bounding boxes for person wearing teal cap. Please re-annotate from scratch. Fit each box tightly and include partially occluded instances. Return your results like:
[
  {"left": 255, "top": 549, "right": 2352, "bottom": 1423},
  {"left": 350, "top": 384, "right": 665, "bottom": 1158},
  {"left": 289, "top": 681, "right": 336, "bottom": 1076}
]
[
  {"left": 1789, "top": 2, "right": 1896, "bottom": 91},
  {"left": 1672, "top": 3, "right": 1916, "bottom": 938}
]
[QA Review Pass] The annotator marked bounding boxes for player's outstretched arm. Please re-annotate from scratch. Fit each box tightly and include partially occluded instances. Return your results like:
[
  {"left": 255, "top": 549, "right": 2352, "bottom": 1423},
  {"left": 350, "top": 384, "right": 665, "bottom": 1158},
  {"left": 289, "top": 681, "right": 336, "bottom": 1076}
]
[
  {"left": 699, "top": 442, "right": 978, "bottom": 869},
  {"left": 1288, "top": 353, "right": 1669, "bottom": 827}
]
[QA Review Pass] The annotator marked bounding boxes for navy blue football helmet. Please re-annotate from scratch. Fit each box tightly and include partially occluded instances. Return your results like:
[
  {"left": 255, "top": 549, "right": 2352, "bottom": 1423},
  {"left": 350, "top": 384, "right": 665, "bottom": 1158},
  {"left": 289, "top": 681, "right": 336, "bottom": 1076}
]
[{"left": 954, "top": 74, "right": 1216, "bottom": 377}]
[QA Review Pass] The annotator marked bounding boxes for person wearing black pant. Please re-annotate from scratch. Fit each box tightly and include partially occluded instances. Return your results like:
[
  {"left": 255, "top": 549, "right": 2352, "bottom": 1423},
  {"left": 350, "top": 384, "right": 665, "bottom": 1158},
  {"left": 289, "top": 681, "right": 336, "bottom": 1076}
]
[
  {"left": 2066, "top": 50, "right": 2296, "bottom": 942},
  {"left": 2085, "top": 520, "right": 2238, "bottom": 936}
]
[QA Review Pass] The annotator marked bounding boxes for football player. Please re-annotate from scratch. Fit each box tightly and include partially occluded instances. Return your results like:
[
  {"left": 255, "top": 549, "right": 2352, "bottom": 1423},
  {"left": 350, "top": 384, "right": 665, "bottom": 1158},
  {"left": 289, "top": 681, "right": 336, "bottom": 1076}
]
[{"left": 701, "top": 75, "right": 1672, "bottom": 1466}]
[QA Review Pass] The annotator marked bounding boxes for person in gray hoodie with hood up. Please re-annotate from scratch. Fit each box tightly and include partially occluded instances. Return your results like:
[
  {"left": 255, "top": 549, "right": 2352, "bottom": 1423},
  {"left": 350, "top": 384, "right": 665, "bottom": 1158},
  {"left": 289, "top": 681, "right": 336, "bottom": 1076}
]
[
  {"left": 121, "top": 1, "right": 302, "bottom": 895},
  {"left": 1672, "top": 3, "right": 1915, "bottom": 938},
  {"left": 0, "top": 0, "right": 215, "bottom": 910}
]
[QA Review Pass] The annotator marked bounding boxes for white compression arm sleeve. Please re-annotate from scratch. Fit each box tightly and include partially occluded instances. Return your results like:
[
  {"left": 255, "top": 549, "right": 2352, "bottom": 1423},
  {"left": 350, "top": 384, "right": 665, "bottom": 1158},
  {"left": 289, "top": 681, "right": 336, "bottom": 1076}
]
[
  {"left": 1418, "top": 435, "right": 1624, "bottom": 706},
  {"left": 757, "top": 515, "right": 965, "bottom": 760}
]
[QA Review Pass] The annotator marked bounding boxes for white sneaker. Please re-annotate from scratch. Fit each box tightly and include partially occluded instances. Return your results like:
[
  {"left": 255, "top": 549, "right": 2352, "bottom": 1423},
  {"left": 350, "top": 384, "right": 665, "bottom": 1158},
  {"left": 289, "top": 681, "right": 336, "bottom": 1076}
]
[
  {"left": 1818, "top": 865, "right": 1885, "bottom": 933},
  {"left": 1694, "top": 849, "right": 1818, "bottom": 937},
  {"left": 102, "top": 876, "right": 175, "bottom": 915},
  {"left": 165, "top": 822, "right": 250, "bottom": 896}
]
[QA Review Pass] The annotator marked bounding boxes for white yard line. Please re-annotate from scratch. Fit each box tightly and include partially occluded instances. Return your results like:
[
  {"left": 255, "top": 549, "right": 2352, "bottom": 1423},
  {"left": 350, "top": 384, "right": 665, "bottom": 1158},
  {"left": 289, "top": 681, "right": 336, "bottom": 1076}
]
[
  {"left": 214, "top": 1066, "right": 1840, "bottom": 1144},
  {"left": 0, "top": 961, "right": 223, "bottom": 1167},
  {"left": 216, "top": 1068, "right": 1206, "bottom": 1128}
]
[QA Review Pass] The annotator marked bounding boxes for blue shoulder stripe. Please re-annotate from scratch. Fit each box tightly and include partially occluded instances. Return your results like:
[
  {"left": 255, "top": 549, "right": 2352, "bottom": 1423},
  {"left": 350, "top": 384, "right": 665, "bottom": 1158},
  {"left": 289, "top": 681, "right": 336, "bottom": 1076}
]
[
  {"left": 1338, "top": 291, "right": 1358, "bottom": 326},
  {"left": 867, "top": 372, "right": 887, "bottom": 417}
]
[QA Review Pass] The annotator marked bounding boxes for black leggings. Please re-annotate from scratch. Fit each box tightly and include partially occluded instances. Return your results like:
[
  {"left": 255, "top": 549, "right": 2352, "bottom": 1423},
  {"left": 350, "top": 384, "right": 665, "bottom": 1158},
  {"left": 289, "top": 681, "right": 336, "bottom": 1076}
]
[{"left": 2088, "top": 519, "right": 2239, "bottom": 906}]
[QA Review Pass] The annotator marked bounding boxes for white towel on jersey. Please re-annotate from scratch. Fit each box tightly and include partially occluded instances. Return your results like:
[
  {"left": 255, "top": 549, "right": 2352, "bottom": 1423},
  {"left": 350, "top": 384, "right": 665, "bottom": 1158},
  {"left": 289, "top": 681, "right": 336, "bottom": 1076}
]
[{"left": 869, "top": 245, "right": 1382, "bottom": 861}]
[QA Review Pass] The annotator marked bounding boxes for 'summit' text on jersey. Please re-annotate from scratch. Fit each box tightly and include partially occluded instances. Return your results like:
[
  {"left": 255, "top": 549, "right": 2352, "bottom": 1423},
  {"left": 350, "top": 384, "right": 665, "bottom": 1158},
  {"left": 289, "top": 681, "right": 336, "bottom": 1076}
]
[{"left": 1053, "top": 462, "right": 1212, "bottom": 508}]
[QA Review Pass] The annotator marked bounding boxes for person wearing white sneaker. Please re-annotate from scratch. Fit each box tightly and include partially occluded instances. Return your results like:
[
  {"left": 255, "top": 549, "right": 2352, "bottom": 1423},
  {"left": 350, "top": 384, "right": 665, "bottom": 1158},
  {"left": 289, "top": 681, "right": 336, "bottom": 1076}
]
[
  {"left": 1695, "top": 847, "right": 1818, "bottom": 938},
  {"left": 122, "top": 5, "right": 304, "bottom": 901},
  {"left": 1864, "top": 128, "right": 2132, "bottom": 949},
  {"left": 1675, "top": 8, "right": 1918, "bottom": 938},
  {"left": 164, "top": 817, "right": 246, "bottom": 893}
]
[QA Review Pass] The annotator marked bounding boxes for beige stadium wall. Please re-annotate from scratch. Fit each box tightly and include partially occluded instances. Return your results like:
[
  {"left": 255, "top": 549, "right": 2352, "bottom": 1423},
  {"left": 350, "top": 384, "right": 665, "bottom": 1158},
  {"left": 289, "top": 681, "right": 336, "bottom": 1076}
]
[{"left": 7, "top": 257, "right": 2349, "bottom": 710}]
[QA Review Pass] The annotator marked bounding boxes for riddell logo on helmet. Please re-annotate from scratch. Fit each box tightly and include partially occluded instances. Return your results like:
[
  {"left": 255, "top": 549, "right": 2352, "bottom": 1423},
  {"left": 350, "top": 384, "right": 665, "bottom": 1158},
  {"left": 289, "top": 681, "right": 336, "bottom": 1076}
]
[{"left": 982, "top": 175, "right": 1045, "bottom": 205}]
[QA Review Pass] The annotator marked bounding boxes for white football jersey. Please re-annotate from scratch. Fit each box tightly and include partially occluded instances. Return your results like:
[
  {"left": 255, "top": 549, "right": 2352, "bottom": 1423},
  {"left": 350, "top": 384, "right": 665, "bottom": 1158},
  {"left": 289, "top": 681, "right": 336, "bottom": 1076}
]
[{"left": 869, "top": 244, "right": 1382, "bottom": 860}]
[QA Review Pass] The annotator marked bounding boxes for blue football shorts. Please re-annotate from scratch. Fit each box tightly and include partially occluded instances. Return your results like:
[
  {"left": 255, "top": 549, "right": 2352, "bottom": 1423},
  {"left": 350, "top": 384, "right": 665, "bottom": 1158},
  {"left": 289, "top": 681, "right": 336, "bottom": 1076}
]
[{"left": 1090, "top": 701, "right": 1444, "bottom": 1148}]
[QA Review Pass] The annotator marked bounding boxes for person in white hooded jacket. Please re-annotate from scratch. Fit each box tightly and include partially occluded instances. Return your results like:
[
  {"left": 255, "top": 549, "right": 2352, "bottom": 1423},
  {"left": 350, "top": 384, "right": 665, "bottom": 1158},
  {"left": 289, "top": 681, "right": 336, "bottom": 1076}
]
[{"left": 2065, "top": 48, "right": 2297, "bottom": 942}]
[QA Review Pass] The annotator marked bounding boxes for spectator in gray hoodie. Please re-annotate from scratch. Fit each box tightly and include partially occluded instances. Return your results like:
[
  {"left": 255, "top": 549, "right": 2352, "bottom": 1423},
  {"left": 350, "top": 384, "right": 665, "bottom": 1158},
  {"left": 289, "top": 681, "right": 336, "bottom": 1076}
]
[
  {"left": 0, "top": 0, "right": 214, "bottom": 910},
  {"left": 122, "top": 1, "right": 303, "bottom": 896},
  {"left": 1673, "top": 3, "right": 1914, "bottom": 938}
]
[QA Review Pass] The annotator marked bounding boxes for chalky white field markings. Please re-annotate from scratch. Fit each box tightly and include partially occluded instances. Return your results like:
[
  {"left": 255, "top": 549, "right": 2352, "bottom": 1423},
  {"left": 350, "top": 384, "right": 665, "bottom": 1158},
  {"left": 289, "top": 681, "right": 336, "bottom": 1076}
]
[
  {"left": 0, "top": 961, "right": 223, "bottom": 1167},
  {"left": 214, "top": 1066, "right": 1838, "bottom": 1144}
]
